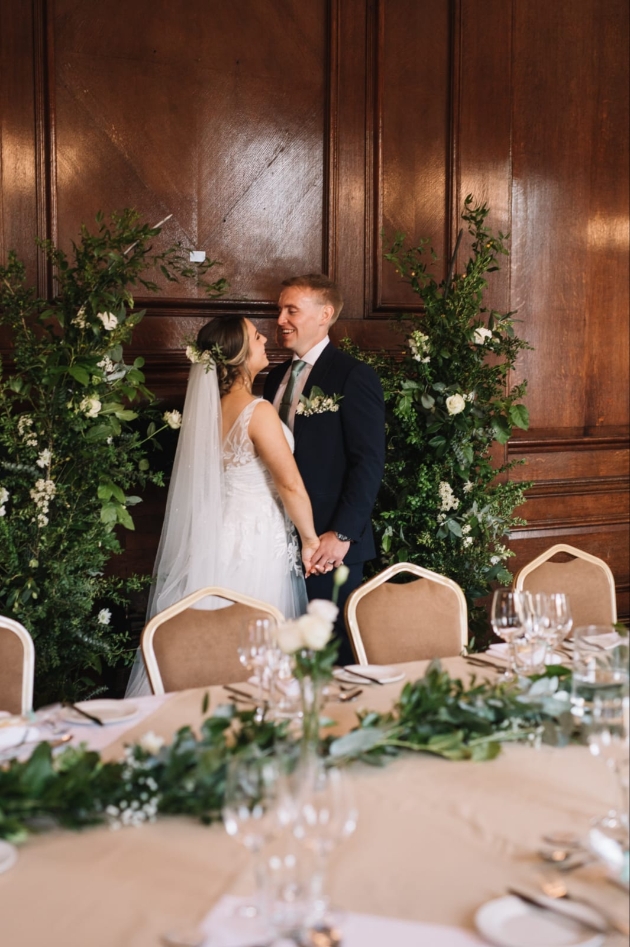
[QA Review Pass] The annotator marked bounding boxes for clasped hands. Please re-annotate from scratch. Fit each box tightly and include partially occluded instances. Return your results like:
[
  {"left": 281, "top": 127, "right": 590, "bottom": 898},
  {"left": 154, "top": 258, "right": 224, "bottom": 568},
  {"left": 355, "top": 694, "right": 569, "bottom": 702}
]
[{"left": 302, "top": 530, "right": 350, "bottom": 577}]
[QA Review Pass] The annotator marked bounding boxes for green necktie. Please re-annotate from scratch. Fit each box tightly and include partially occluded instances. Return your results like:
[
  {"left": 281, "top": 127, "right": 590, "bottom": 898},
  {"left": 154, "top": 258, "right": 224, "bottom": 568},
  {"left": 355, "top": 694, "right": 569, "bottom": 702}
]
[{"left": 279, "top": 359, "right": 307, "bottom": 425}]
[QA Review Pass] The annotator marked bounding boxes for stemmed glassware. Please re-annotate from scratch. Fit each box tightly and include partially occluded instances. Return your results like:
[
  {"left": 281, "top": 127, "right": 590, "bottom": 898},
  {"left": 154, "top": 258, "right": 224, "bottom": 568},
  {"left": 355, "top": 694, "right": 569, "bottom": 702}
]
[
  {"left": 528, "top": 592, "right": 573, "bottom": 655},
  {"left": 237, "top": 617, "right": 277, "bottom": 720},
  {"left": 587, "top": 694, "right": 629, "bottom": 843},
  {"left": 222, "top": 753, "right": 285, "bottom": 925},
  {"left": 490, "top": 590, "right": 530, "bottom": 681}
]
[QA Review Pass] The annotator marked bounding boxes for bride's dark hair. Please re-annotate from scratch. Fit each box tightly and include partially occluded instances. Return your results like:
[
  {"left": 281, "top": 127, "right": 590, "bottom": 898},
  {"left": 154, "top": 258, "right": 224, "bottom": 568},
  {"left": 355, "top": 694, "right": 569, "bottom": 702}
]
[{"left": 196, "top": 316, "right": 250, "bottom": 395}]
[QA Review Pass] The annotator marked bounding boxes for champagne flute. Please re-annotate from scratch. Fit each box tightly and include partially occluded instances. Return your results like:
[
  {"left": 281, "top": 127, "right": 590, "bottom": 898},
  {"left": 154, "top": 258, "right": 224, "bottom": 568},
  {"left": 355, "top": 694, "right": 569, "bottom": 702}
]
[
  {"left": 587, "top": 694, "right": 629, "bottom": 842},
  {"left": 292, "top": 758, "right": 358, "bottom": 933},
  {"left": 222, "top": 754, "right": 284, "bottom": 921},
  {"left": 490, "top": 590, "right": 529, "bottom": 681}
]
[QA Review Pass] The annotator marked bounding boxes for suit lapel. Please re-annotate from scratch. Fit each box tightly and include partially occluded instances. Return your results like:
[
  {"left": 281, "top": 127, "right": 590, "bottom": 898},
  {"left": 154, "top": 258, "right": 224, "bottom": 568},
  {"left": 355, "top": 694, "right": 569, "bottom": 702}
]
[{"left": 293, "top": 343, "right": 337, "bottom": 451}]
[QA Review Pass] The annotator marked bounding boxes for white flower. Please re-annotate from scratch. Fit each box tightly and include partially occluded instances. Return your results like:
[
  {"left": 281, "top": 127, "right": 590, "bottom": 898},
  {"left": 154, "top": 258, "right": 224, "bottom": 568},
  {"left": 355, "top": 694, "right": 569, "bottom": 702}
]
[
  {"left": 438, "top": 481, "right": 459, "bottom": 512},
  {"left": 295, "top": 402, "right": 305, "bottom": 415},
  {"left": 97, "top": 608, "right": 111, "bottom": 626},
  {"left": 0, "top": 487, "right": 8, "bottom": 505},
  {"left": 408, "top": 329, "right": 431, "bottom": 363},
  {"left": 139, "top": 731, "right": 165, "bottom": 755},
  {"left": 437, "top": 513, "right": 446, "bottom": 523},
  {"left": 97, "top": 356, "right": 116, "bottom": 374},
  {"left": 72, "top": 305, "right": 88, "bottom": 329},
  {"left": 490, "top": 556, "right": 500, "bottom": 565},
  {"left": 163, "top": 410, "right": 182, "bottom": 430},
  {"left": 462, "top": 523, "right": 471, "bottom": 534},
  {"left": 185, "top": 344, "right": 213, "bottom": 366},
  {"left": 307, "top": 599, "right": 339, "bottom": 623},
  {"left": 463, "top": 536, "right": 473, "bottom": 547},
  {"left": 298, "top": 614, "right": 333, "bottom": 651},
  {"left": 106, "top": 436, "right": 113, "bottom": 445},
  {"left": 36, "top": 448, "right": 52, "bottom": 469},
  {"left": 473, "top": 327, "right": 493, "bottom": 345},
  {"left": 276, "top": 621, "right": 306, "bottom": 655},
  {"left": 463, "top": 481, "right": 474, "bottom": 493},
  {"left": 445, "top": 393, "right": 466, "bottom": 415},
  {"left": 80, "top": 396, "right": 102, "bottom": 418},
  {"left": 37, "top": 513, "right": 49, "bottom": 528},
  {"left": 97, "top": 311, "right": 118, "bottom": 331},
  {"left": 464, "top": 391, "right": 476, "bottom": 402},
  {"left": 334, "top": 564, "right": 350, "bottom": 586}
]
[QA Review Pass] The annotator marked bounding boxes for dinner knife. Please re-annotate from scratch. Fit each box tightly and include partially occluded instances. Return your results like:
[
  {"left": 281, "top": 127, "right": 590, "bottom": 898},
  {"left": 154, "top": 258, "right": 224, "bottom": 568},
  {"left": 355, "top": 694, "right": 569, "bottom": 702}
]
[
  {"left": 507, "top": 887, "right": 608, "bottom": 933},
  {"left": 63, "top": 701, "right": 104, "bottom": 726},
  {"left": 341, "top": 668, "right": 384, "bottom": 685}
]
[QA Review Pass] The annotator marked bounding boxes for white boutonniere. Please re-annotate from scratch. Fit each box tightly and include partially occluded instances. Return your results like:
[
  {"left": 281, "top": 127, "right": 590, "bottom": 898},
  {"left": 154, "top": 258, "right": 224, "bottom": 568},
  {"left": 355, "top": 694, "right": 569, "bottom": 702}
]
[{"left": 295, "top": 386, "right": 343, "bottom": 417}]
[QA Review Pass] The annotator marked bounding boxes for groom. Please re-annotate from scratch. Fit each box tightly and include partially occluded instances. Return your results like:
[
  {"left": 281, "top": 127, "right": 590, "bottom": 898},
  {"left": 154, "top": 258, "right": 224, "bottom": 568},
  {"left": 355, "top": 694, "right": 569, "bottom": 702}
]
[{"left": 264, "top": 274, "right": 385, "bottom": 662}]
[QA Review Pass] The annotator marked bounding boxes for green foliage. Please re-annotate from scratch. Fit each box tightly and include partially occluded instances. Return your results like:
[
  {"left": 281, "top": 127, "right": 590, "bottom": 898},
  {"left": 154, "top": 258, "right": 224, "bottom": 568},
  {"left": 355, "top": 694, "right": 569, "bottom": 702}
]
[
  {"left": 0, "top": 665, "right": 576, "bottom": 842},
  {"left": 0, "top": 210, "right": 226, "bottom": 702},
  {"left": 343, "top": 197, "right": 532, "bottom": 642}
]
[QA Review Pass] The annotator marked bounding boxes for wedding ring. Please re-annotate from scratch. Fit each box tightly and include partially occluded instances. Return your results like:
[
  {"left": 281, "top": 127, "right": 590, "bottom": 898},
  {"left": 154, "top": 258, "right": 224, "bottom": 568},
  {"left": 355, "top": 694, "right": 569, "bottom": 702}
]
[{"left": 327, "top": 560, "right": 335, "bottom": 564}]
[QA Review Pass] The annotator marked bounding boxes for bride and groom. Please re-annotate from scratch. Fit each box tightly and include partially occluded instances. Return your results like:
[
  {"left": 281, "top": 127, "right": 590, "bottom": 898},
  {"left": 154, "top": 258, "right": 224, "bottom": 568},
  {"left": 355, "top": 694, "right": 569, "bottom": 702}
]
[{"left": 127, "top": 274, "right": 385, "bottom": 696}]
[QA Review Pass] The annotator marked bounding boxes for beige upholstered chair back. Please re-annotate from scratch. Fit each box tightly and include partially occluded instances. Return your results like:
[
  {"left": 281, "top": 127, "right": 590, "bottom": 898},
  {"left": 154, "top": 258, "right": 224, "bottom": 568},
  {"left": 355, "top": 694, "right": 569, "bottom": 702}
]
[
  {"left": 0, "top": 617, "right": 35, "bottom": 715},
  {"left": 141, "top": 587, "right": 284, "bottom": 694},
  {"left": 345, "top": 563, "right": 468, "bottom": 666},
  {"left": 514, "top": 543, "right": 617, "bottom": 628}
]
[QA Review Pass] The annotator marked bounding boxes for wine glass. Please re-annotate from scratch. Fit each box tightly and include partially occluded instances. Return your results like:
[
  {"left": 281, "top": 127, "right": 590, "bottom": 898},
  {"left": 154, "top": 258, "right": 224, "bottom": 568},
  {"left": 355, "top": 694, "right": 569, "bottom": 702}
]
[
  {"left": 490, "top": 590, "right": 529, "bottom": 681},
  {"left": 529, "top": 592, "right": 572, "bottom": 655},
  {"left": 587, "top": 694, "right": 629, "bottom": 843},
  {"left": 222, "top": 753, "right": 284, "bottom": 922},
  {"left": 291, "top": 758, "right": 358, "bottom": 933},
  {"left": 238, "top": 618, "right": 276, "bottom": 720}
]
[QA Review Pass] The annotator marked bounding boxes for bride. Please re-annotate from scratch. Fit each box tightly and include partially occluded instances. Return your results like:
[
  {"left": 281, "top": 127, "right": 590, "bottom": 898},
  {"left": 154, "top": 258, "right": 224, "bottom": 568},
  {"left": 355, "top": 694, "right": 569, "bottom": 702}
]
[{"left": 126, "top": 315, "right": 319, "bottom": 697}]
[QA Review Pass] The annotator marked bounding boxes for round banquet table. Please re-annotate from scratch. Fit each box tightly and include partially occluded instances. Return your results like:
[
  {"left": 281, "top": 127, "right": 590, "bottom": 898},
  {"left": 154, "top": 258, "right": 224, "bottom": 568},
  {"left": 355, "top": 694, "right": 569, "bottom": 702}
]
[{"left": 0, "top": 657, "right": 627, "bottom": 946}]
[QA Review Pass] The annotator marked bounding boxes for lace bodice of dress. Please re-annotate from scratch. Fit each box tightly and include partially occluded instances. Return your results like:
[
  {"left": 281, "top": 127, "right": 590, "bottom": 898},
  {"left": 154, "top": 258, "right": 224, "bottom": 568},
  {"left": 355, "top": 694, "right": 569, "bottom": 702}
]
[{"left": 223, "top": 398, "right": 293, "bottom": 475}]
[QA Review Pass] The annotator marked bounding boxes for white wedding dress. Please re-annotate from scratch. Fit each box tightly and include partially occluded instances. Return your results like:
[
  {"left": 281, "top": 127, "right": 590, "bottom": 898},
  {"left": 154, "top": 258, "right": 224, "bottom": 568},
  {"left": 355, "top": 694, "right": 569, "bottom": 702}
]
[
  {"left": 220, "top": 398, "right": 306, "bottom": 617},
  {"left": 125, "top": 391, "right": 306, "bottom": 698}
]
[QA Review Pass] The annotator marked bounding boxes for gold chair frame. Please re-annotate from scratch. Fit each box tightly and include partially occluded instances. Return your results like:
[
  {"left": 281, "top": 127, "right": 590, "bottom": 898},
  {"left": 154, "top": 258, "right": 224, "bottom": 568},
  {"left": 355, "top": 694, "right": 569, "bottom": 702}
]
[
  {"left": 513, "top": 542, "right": 617, "bottom": 626},
  {"left": 345, "top": 562, "right": 468, "bottom": 666},
  {"left": 0, "top": 616, "right": 35, "bottom": 715},
  {"left": 140, "top": 586, "right": 285, "bottom": 695}
]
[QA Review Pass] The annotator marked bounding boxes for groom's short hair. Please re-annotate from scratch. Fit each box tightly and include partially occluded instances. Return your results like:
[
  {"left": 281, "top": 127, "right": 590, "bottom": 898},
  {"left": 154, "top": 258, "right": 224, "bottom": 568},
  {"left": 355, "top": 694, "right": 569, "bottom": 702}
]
[{"left": 281, "top": 274, "right": 344, "bottom": 323}]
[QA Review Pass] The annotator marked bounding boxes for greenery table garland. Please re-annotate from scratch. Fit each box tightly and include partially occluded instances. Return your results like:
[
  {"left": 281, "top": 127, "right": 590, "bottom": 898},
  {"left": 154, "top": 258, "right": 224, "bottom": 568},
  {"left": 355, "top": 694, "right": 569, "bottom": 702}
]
[{"left": 0, "top": 662, "right": 574, "bottom": 844}]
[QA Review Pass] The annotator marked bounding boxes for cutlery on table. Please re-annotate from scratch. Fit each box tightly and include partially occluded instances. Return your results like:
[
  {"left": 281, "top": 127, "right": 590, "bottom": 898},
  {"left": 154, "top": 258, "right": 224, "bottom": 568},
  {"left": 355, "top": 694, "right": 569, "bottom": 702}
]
[
  {"left": 222, "top": 684, "right": 257, "bottom": 702},
  {"left": 540, "top": 877, "right": 629, "bottom": 936},
  {"left": 338, "top": 688, "right": 363, "bottom": 703},
  {"left": 62, "top": 702, "right": 104, "bottom": 726},
  {"left": 464, "top": 656, "right": 505, "bottom": 671},
  {"left": 507, "top": 886, "right": 608, "bottom": 933},
  {"left": 340, "top": 667, "right": 384, "bottom": 685}
]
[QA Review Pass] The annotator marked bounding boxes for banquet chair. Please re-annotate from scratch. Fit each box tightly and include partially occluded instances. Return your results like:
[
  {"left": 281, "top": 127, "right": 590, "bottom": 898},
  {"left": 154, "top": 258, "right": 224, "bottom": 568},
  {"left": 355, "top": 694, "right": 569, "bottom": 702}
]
[
  {"left": 0, "top": 616, "right": 35, "bottom": 715},
  {"left": 513, "top": 543, "right": 617, "bottom": 627},
  {"left": 345, "top": 563, "right": 468, "bottom": 665},
  {"left": 141, "top": 587, "right": 284, "bottom": 694}
]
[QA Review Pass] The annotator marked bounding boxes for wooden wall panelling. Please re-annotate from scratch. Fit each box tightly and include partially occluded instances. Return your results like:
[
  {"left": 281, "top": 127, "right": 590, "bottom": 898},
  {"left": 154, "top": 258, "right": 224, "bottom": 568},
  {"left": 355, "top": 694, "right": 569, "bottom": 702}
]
[
  {"left": 0, "top": 1, "right": 39, "bottom": 287},
  {"left": 372, "top": 0, "right": 455, "bottom": 314}
]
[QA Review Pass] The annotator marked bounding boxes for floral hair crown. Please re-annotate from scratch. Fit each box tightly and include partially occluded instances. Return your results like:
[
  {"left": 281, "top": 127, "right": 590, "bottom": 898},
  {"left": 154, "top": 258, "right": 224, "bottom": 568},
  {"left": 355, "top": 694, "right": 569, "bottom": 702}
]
[{"left": 184, "top": 340, "right": 227, "bottom": 371}]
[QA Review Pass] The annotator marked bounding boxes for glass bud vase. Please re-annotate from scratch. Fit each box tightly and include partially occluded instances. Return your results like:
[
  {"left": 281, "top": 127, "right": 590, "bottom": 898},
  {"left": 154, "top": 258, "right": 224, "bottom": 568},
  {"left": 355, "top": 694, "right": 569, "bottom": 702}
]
[{"left": 298, "top": 670, "right": 323, "bottom": 757}]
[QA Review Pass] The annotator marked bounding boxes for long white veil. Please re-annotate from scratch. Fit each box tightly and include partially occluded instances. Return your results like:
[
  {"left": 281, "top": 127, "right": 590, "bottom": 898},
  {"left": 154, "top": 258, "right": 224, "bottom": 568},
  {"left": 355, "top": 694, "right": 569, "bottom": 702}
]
[{"left": 125, "top": 361, "right": 224, "bottom": 697}]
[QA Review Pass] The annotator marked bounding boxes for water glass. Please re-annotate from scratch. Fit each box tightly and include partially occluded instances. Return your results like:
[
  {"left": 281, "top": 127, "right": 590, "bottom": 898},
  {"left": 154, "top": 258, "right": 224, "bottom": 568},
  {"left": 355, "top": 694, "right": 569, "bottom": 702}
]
[
  {"left": 587, "top": 694, "right": 629, "bottom": 842},
  {"left": 513, "top": 633, "right": 549, "bottom": 676},
  {"left": 571, "top": 625, "right": 629, "bottom": 723},
  {"left": 490, "top": 590, "right": 530, "bottom": 681}
]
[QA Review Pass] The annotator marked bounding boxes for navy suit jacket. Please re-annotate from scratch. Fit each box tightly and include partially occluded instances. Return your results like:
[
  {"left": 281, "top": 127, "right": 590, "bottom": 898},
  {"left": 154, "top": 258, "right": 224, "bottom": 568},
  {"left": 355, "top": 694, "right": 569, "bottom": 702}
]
[{"left": 263, "top": 343, "right": 385, "bottom": 565}]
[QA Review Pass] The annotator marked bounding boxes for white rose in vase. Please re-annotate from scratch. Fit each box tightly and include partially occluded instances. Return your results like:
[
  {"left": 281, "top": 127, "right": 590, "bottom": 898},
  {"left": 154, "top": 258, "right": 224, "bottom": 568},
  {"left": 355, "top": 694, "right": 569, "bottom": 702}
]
[
  {"left": 298, "top": 614, "right": 333, "bottom": 651},
  {"left": 307, "top": 599, "right": 339, "bottom": 624}
]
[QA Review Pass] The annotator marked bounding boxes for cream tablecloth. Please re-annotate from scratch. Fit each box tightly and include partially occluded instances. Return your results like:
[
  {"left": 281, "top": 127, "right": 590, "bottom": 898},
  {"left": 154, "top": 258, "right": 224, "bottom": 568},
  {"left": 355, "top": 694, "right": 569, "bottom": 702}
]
[{"left": 0, "top": 658, "right": 627, "bottom": 946}]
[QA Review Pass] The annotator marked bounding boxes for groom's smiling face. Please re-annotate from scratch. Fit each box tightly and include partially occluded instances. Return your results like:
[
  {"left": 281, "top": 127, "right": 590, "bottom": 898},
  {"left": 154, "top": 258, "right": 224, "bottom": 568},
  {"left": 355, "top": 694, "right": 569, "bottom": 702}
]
[{"left": 277, "top": 286, "right": 334, "bottom": 358}]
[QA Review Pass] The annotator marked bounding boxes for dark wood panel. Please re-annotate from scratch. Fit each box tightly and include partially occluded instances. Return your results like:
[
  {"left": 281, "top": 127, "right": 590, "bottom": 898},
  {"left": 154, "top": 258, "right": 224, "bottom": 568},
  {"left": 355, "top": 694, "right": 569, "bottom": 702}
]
[
  {"left": 51, "top": 0, "right": 330, "bottom": 301},
  {"left": 509, "top": 0, "right": 629, "bottom": 431},
  {"left": 374, "top": 0, "right": 454, "bottom": 311},
  {"left": 0, "top": 1, "right": 39, "bottom": 286}
]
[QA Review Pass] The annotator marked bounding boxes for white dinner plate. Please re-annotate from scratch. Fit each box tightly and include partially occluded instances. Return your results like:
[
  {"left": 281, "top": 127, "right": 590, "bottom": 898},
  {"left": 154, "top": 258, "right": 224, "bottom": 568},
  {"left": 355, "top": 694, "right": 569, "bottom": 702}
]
[
  {"left": 475, "top": 896, "right": 604, "bottom": 947},
  {"left": 59, "top": 699, "right": 139, "bottom": 726},
  {"left": 0, "top": 841, "right": 18, "bottom": 875},
  {"left": 333, "top": 664, "right": 405, "bottom": 685}
]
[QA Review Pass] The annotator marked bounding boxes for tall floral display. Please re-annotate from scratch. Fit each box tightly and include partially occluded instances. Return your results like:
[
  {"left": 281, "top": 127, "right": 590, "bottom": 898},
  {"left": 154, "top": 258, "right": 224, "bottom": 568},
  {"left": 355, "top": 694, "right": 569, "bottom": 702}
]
[
  {"left": 0, "top": 211, "right": 226, "bottom": 702},
  {"left": 345, "top": 198, "right": 531, "bottom": 643}
]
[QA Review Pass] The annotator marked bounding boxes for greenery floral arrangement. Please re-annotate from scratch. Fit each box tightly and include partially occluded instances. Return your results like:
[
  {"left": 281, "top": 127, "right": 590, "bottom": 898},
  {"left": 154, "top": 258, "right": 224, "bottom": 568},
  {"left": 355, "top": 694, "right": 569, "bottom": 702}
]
[
  {"left": 0, "top": 662, "right": 573, "bottom": 843},
  {"left": 343, "top": 197, "right": 532, "bottom": 643},
  {"left": 0, "top": 210, "right": 226, "bottom": 703}
]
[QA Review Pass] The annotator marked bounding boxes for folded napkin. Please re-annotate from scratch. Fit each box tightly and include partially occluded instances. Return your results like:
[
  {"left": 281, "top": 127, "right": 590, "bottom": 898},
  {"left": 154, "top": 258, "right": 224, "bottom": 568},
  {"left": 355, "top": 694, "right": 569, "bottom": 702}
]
[
  {"left": 0, "top": 725, "right": 42, "bottom": 753},
  {"left": 201, "top": 896, "right": 485, "bottom": 946}
]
